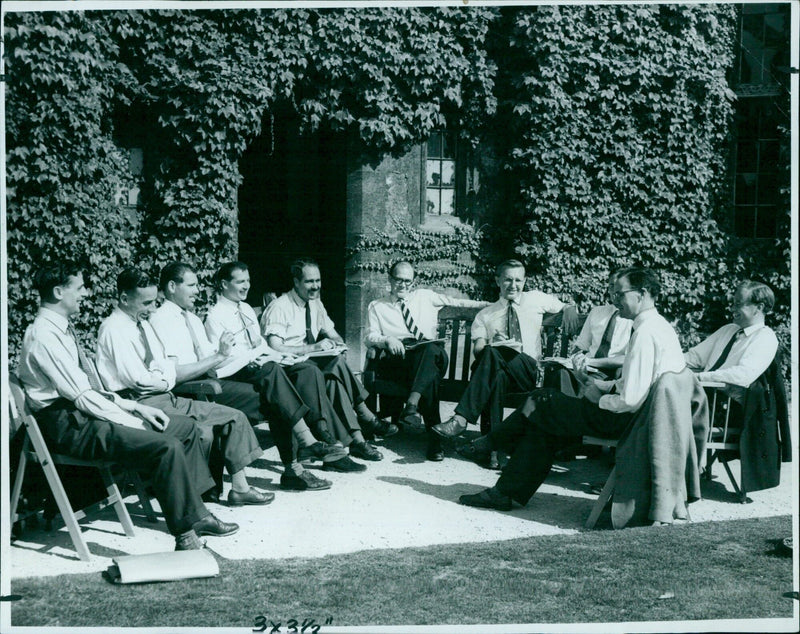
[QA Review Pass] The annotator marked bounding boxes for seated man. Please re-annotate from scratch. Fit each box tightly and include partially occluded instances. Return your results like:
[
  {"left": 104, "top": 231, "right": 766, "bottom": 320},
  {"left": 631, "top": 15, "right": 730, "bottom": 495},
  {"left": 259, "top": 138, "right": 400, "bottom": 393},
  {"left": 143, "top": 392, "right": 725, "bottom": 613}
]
[
  {"left": 17, "top": 262, "right": 235, "bottom": 550},
  {"left": 96, "top": 267, "right": 271, "bottom": 507},
  {"left": 545, "top": 271, "right": 632, "bottom": 396},
  {"left": 433, "top": 258, "right": 580, "bottom": 439},
  {"left": 365, "top": 260, "right": 488, "bottom": 461},
  {"left": 149, "top": 261, "right": 337, "bottom": 492},
  {"left": 205, "top": 260, "right": 372, "bottom": 472},
  {"left": 684, "top": 280, "right": 778, "bottom": 404},
  {"left": 457, "top": 267, "right": 686, "bottom": 516}
]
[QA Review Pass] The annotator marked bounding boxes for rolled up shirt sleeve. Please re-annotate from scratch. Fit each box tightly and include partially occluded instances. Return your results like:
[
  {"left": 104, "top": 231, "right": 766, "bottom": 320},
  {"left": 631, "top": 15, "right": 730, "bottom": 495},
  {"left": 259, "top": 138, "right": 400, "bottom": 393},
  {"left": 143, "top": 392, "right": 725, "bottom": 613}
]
[
  {"left": 599, "top": 331, "right": 656, "bottom": 413},
  {"left": 96, "top": 326, "right": 175, "bottom": 394}
]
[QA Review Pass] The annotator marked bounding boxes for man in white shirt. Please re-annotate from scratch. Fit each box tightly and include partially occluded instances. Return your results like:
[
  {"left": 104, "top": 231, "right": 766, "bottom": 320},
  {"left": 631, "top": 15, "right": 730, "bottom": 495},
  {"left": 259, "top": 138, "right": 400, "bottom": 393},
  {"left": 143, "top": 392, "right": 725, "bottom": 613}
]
[
  {"left": 365, "top": 260, "right": 488, "bottom": 460},
  {"left": 458, "top": 267, "right": 686, "bottom": 512},
  {"left": 433, "top": 259, "right": 580, "bottom": 439},
  {"left": 17, "top": 262, "right": 235, "bottom": 550},
  {"left": 150, "top": 261, "right": 336, "bottom": 492},
  {"left": 96, "top": 267, "right": 271, "bottom": 507},
  {"left": 207, "top": 260, "right": 377, "bottom": 472},
  {"left": 684, "top": 280, "right": 779, "bottom": 404},
  {"left": 544, "top": 272, "right": 633, "bottom": 395}
]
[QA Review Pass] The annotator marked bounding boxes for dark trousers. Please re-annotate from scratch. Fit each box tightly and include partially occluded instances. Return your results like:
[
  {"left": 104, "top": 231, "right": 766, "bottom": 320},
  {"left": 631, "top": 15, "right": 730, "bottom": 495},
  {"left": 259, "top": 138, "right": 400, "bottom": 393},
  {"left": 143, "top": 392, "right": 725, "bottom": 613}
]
[
  {"left": 227, "top": 361, "right": 310, "bottom": 464},
  {"left": 282, "top": 360, "right": 354, "bottom": 447},
  {"left": 137, "top": 393, "right": 262, "bottom": 494},
  {"left": 490, "top": 389, "right": 632, "bottom": 505},
  {"left": 374, "top": 342, "right": 449, "bottom": 426},
  {"left": 455, "top": 346, "right": 540, "bottom": 434},
  {"left": 34, "top": 400, "right": 212, "bottom": 535}
]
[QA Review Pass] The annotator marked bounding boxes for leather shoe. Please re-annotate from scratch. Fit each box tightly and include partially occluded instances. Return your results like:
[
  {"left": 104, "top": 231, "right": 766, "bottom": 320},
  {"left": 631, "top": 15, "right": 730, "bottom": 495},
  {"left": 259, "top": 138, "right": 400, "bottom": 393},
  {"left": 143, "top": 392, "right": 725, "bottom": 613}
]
[
  {"left": 432, "top": 415, "right": 468, "bottom": 438},
  {"left": 280, "top": 470, "right": 332, "bottom": 491},
  {"left": 227, "top": 487, "right": 274, "bottom": 506},
  {"left": 360, "top": 415, "right": 400, "bottom": 439},
  {"left": 201, "top": 489, "right": 221, "bottom": 504},
  {"left": 426, "top": 435, "right": 444, "bottom": 461},
  {"left": 399, "top": 403, "right": 424, "bottom": 430},
  {"left": 456, "top": 441, "right": 492, "bottom": 466},
  {"left": 350, "top": 441, "right": 383, "bottom": 461},
  {"left": 323, "top": 455, "right": 367, "bottom": 473},
  {"left": 192, "top": 514, "right": 239, "bottom": 537},
  {"left": 458, "top": 489, "right": 513, "bottom": 512},
  {"left": 297, "top": 441, "right": 347, "bottom": 463}
]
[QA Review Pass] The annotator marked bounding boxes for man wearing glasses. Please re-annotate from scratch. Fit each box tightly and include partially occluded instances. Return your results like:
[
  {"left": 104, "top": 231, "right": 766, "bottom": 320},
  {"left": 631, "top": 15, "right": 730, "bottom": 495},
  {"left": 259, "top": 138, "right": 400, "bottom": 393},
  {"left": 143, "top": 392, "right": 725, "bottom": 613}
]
[
  {"left": 456, "top": 267, "right": 686, "bottom": 512},
  {"left": 365, "top": 261, "right": 488, "bottom": 461},
  {"left": 433, "top": 259, "right": 580, "bottom": 441}
]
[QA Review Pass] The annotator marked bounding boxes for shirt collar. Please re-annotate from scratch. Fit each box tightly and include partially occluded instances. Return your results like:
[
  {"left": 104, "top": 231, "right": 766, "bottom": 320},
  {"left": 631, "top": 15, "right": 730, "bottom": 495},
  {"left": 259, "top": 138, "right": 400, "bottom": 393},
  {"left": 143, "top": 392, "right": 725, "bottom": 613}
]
[
  {"left": 38, "top": 306, "right": 70, "bottom": 333},
  {"left": 161, "top": 299, "right": 184, "bottom": 316},
  {"left": 632, "top": 307, "right": 657, "bottom": 330},
  {"left": 217, "top": 295, "right": 241, "bottom": 311},
  {"left": 500, "top": 296, "right": 520, "bottom": 308},
  {"left": 288, "top": 288, "right": 306, "bottom": 307},
  {"left": 742, "top": 323, "right": 764, "bottom": 337},
  {"left": 113, "top": 306, "right": 139, "bottom": 325}
]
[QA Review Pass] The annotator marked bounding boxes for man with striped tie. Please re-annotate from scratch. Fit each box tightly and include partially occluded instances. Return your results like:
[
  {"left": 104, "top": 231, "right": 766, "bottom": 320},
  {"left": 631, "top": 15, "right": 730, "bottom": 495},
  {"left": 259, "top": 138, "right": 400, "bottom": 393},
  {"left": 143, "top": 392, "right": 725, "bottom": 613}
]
[
  {"left": 365, "top": 261, "right": 489, "bottom": 461},
  {"left": 261, "top": 258, "right": 394, "bottom": 464},
  {"left": 150, "top": 261, "right": 338, "bottom": 493},
  {"left": 433, "top": 259, "right": 580, "bottom": 440},
  {"left": 96, "top": 267, "right": 272, "bottom": 509}
]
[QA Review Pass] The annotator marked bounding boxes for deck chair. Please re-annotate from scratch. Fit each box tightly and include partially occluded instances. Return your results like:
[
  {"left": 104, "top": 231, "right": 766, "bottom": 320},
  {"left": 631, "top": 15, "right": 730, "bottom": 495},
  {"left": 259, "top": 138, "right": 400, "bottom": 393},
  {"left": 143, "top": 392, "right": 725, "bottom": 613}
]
[
  {"left": 8, "top": 375, "right": 156, "bottom": 561},
  {"left": 700, "top": 381, "right": 747, "bottom": 502},
  {"left": 583, "top": 436, "right": 619, "bottom": 529}
]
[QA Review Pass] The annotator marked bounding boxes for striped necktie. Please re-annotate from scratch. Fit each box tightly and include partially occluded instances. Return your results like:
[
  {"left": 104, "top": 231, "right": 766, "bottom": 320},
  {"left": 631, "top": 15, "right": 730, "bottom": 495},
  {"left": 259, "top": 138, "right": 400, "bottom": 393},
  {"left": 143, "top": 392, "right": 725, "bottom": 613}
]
[
  {"left": 183, "top": 310, "right": 203, "bottom": 359},
  {"left": 67, "top": 324, "right": 105, "bottom": 392},
  {"left": 399, "top": 299, "right": 423, "bottom": 341},
  {"left": 237, "top": 305, "right": 257, "bottom": 348},
  {"left": 138, "top": 321, "right": 156, "bottom": 366},
  {"left": 594, "top": 310, "right": 618, "bottom": 359},
  {"left": 708, "top": 329, "right": 744, "bottom": 371}
]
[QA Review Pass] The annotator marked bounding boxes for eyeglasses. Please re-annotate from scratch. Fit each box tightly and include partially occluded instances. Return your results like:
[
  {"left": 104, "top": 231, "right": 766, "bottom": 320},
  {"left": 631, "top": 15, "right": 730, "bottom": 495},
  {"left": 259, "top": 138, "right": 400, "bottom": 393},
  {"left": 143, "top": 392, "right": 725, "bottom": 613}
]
[
  {"left": 391, "top": 276, "right": 414, "bottom": 286},
  {"left": 610, "top": 288, "right": 640, "bottom": 303}
]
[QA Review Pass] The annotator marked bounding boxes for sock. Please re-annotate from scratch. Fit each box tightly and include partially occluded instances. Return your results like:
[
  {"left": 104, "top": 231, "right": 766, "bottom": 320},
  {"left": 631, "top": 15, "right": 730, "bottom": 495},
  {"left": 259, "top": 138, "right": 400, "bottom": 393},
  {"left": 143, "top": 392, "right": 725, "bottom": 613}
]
[
  {"left": 293, "top": 420, "right": 318, "bottom": 447},
  {"left": 407, "top": 392, "right": 421, "bottom": 407},
  {"left": 351, "top": 431, "right": 366, "bottom": 445},
  {"left": 473, "top": 434, "right": 493, "bottom": 453},
  {"left": 230, "top": 470, "right": 249, "bottom": 493},
  {"left": 288, "top": 461, "right": 304, "bottom": 476},
  {"left": 175, "top": 530, "right": 203, "bottom": 550},
  {"left": 354, "top": 401, "right": 374, "bottom": 420}
]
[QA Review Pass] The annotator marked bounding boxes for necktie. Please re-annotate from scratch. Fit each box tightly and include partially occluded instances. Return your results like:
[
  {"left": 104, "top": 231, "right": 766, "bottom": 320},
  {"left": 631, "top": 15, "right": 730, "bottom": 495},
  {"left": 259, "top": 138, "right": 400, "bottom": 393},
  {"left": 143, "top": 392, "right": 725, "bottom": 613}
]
[
  {"left": 507, "top": 303, "right": 522, "bottom": 343},
  {"left": 138, "top": 321, "right": 156, "bottom": 367},
  {"left": 67, "top": 324, "right": 105, "bottom": 392},
  {"left": 237, "top": 305, "right": 257, "bottom": 349},
  {"left": 399, "top": 299, "right": 424, "bottom": 341},
  {"left": 305, "top": 302, "right": 315, "bottom": 344},
  {"left": 708, "top": 328, "right": 744, "bottom": 371},
  {"left": 183, "top": 310, "right": 202, "bottom": 358},
  {"left": 593, "top": 310, "right": 619, "bottom": 359}
]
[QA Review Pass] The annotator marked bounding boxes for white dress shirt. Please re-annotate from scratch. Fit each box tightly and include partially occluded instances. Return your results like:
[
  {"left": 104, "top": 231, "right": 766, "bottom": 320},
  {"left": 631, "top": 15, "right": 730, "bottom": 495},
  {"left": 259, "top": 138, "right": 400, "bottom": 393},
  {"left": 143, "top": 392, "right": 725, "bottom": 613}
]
[
  {"left": 684, "top": 322, "right": 778, "bottom": 388},
  {"left": 365, "top": 289, "right": 487, "bottom": 345},
  {"left": 598, "top": 308, "right": 686, "bottom": 414},
  {"left": 150, "top": 299, "right": 217, "bottom": 364},
  {"left": 574, "top": 304, "right": 632, "bottom": 359},
  {"left": 261, "top": 289, "right": 336, "bottom": 346},
  {"left": 17, "top": 307, "right": 141, "bottom": 425},
  {"left": 205, "top": 295, "right": 266, "bottom": 352},
  {"left": 471, "top": 290, "right": 565, "bottom": 359},
  {"left": 96, "top": 308, "right": 177, "bottom": 395}
]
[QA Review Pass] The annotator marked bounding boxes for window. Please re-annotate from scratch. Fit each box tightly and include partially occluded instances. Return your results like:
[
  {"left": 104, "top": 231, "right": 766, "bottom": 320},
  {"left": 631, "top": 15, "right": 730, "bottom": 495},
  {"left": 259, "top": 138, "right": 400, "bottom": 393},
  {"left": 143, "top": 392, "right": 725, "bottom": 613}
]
[{"left": 425, "top": 131, "right": 456, "bottom": 216}]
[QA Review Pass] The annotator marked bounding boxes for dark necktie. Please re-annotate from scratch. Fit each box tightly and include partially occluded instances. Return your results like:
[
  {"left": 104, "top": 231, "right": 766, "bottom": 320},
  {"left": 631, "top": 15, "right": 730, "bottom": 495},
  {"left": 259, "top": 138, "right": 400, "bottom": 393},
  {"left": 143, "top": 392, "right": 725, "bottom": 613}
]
[
  {"left": 305, "top": 302, "right": 316, "bottom": 344},
  {"left": 594, "top": 309, "right": 619, "bottom": 359},
  {"left": 183, "top": 310, "right": 202, "bottom": 358},
  {"left": 708, "top": 328, "right": 744, "bottom": 371},
  {"left": 138, "top": 321, "right": 156, "bottom": 367},
  {"left": 67, "top": 324, "right": 105, "bottom": 392},
  {"left": 399, "top": 299, "right": 424, "bottom": 341},
  {"left": 237, "top": 305, "right": 257, "bottom": 349},
  {"left": 507, "top": 303, "right": 522, "bottom": 343}
]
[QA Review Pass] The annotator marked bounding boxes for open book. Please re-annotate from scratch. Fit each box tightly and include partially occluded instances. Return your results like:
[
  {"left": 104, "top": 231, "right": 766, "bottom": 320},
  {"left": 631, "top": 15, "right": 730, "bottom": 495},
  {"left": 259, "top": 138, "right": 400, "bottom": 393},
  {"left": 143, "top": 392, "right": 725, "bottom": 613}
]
[
  {"left": 304, "top": 344, "right": 347, "bottom": 359},
  {"left": 106, "top": 549, "right": 218, "bottom": 584},
  {"left": 542, "top": 356, "right": 602, "bottom": 375},
  {"left": 489, "top": 339, "right": 522, "bottom": 351},
  {"left": 210, "top": 342, "right": 297, "bottom": 378},
  {"left": 404, "top": 338, "right": 446, "bottom": 351}
]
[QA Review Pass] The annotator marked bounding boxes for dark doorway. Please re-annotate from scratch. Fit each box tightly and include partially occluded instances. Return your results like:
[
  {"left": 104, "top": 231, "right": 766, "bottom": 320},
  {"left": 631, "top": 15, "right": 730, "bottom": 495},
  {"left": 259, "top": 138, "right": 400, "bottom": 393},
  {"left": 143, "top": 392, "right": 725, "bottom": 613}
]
[{"left": 238, "top": 113, "right": 348, "bottom": 329}]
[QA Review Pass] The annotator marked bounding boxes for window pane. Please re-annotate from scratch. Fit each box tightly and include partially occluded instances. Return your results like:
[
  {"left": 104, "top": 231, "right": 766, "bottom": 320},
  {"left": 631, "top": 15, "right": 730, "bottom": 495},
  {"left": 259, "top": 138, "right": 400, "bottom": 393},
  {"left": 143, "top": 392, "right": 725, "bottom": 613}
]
[
  {"left": 763, "top": 12, "right": 785, "bottom": 46},
  {"left": 736, "top": 142, "right": 758, "bottom": 171},
  {"left": 758, "top": 141, "right": 779, "bottom": 172},
  {"left": 757, "top": 173, "right": 779, "bottom": 204},
  {"left": 740, "top": 47, "right": 763, "bottom": 84},
  {"left": 742, "top": 14, "right": 764, "bottom": 42},
  {"left": 426, "top": 160, "right": 442, "bottom": 186},
  {"left": 440, "top": 160, "right": 455, "bottom": 186},
  {"left": 426, "top": 189, "right": 440, "bottom": 215},
  {"left": 736, "top": 104, "right": 759, "bottom": 139},
  {"left": 427, "top": 135, "right": 442, "bottom": 157},
  {"left": 440, "top": 189, "right": 455, "bottom": 215},
  {"left": 755, "top": 206, "right": 777, "bottom": 239},
  {"left": 735, "top": 173, "right": 757, "bottom": 205},
  {"left": 441, "top": 134, "right": 455, "bottom": 159},
  {"left": 734, "top": 206, "right": 756, "bottom": 238}
]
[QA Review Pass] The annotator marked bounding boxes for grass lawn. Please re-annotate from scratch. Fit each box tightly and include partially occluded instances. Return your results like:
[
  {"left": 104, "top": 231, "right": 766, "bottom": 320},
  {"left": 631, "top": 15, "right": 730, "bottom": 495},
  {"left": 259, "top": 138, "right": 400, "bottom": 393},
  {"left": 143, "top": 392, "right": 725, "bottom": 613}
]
[{"left": 11, "top": 515, "right": 795, "bottom": 629}]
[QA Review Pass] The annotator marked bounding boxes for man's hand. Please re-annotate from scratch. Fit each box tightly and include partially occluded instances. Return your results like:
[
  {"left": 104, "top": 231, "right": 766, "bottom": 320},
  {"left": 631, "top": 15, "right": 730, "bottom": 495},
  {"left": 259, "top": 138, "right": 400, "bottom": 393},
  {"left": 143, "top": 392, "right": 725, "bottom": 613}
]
[
  {"left": 492, "top": 332, "right": 510, "bottom": 343},
  {"left": 133, "top": 404, "right": 170, "bottom": 431},
  {"left": 582, "top": 383, "right": 604, "bottom": 404},
  {"left": 562, "top": 305, "right": 581, "bottom": 335},
  {"left": 571, "top": 351, "right": 588, "bottom": 373},
  {"left": 218, "top": 331, "right": 235, "bottom": 357},
  {"left": 316, "top": 338, "right": 336, "bottom": 352},
  {"left": 385, "top": 337, "right": 405, "bottom": 357}
]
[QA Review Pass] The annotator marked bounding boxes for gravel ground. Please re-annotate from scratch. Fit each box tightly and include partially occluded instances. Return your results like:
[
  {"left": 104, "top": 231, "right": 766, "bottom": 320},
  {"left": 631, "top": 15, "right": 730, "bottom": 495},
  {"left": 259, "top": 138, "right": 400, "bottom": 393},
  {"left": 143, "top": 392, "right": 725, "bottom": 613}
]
[{"left": 8, "top": 404, "right": 796, "bottom": 580}]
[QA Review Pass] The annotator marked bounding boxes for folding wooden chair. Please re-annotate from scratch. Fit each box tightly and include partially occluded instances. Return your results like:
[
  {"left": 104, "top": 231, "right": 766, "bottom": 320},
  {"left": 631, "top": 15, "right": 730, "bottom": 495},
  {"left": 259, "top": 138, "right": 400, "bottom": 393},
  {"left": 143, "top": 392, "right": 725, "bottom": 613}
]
[
  {"left": 8, "top": 375, "right": 156, "bottom": 561},
  {"left": 700, "top": 380, "right": 748, "bottom": 503},
  {"left": 583, "top": 436, "right": 619, "bottom": 529}
]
